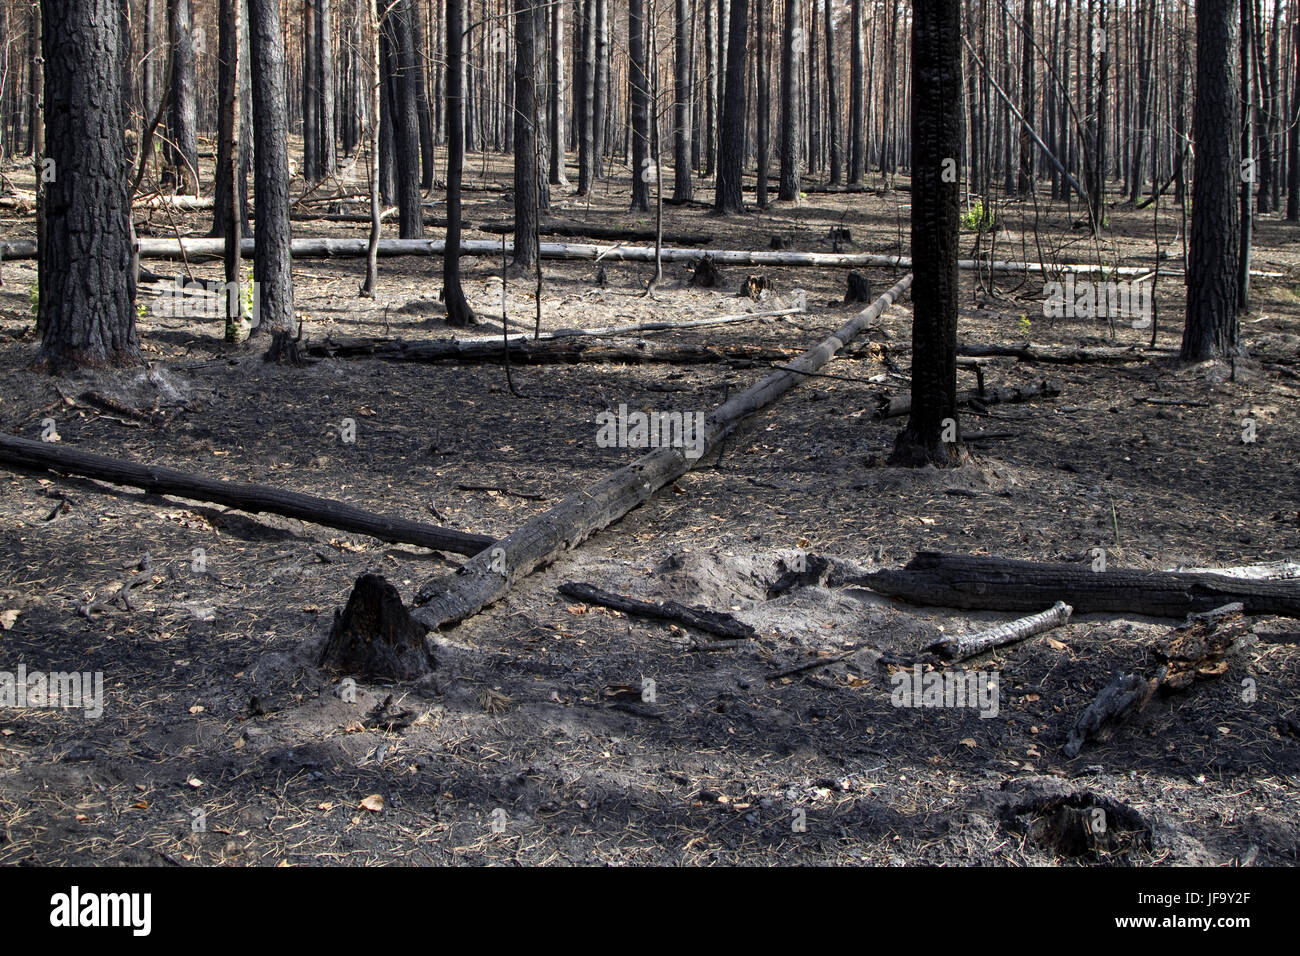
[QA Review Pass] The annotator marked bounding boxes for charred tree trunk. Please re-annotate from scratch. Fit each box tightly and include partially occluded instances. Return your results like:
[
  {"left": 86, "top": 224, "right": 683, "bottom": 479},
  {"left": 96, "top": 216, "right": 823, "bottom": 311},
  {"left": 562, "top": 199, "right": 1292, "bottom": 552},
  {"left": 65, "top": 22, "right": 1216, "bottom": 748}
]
[
  {"left": 673, "top": 0, "right": 694, "bottom": 201},
  {"left": 37, "top": 0, "right": 139, "bottom": 372},
  {"left": 443, "top": 0, "right": 476, "bottom": 325},
  {"left": 577, "top": 0, "right": 596, "bottom": 193},
  {"left": 714, "top": 0, "right": 748, "bottom": 213},
  {"left": 248, "top": 0, "right": 298, "bottom": 363},
  {"left": 849, "top": 0, "right": 865, "bottom": 183},
  {"left": 824, "top": 0, "right": 840, "bottom": 185},
  {"left": 889, "top": 0, "right": 963, "bottom": 467},
  {"left": 756, "top": 0, "right": 770, "bottom": 206},
  {"left": 212, "top": 0, "right": 252, "bottom": 239},
  {"left": 383, "top": 0, "right": 424, "bottom": 239},
  {"left": 550, "top": 0, "right": 569, "bottom": 186},
  {"left": 1182, "top": 0, "right": 1241, "bottom": 360},
  {"left": 778, "top": 0, "right": 801, "bottom": 200},
  {"left": 629, "top": 0, "right": 651, "bottom": 211},
  {"left": 166, "top": 0, "right": 199, "bottom": 193},
  {"left": 514, "top": 0, "right": 542, "bottom": 265}
]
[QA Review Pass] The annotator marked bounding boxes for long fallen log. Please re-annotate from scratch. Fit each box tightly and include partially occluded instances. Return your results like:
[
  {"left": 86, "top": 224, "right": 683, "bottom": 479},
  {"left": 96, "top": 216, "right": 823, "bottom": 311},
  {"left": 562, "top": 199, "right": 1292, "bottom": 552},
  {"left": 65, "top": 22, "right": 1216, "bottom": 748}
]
[
  {"left": 401, "top": 274, "right": 914, "bottom": 631},
  {"left": 0, "top": 433, "right": 492, "bottom": 556},
  {"left": 480, "top": 219, "right": 714, "bottom": 245},
  {"left": 958, "top": 343, "right": 1181, "bottom": 364},
  {"left": 871, "top": 380, "right": 1061, "bottom": 420},
  {"left": 303, "top": 336, "right": 801, "bottom": 366},
  {"left": 0, "top": 237, "right": 1223, "bottom": 276},
  {"left": 859, "top": 552, "right": 1300, "bottom": 619}
]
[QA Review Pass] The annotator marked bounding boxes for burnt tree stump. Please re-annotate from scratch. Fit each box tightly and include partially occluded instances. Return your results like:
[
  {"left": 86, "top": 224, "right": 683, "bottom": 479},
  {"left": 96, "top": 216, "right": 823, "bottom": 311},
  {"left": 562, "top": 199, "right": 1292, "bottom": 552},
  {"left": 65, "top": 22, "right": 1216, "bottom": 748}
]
[
  {"left": 845, "top": 272, "right": 872, "bottom": 303},
  {"left": 691, "top": 255, "right": 724, "bottom": 288},
  {"left": 319, "top": 573, "right": 434, "bottom": 680},
  {"left": 740, "top": 275, "right": 773, "bottom": 300}
]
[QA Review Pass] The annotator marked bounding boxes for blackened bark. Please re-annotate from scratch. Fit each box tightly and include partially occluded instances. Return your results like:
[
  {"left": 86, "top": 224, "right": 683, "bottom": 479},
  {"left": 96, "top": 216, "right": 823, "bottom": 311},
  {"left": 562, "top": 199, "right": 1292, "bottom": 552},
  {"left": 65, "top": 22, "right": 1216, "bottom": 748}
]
[
  {"left": 713, "top": 0, "right": 748, "bottom": 213},
  {"left": 247, "top": 0, "right": 298, "bottom": 362},
  {"left": 1289, "top": 16, "right": 1300, "bottom": 221},
  {"left": 672, "top": 0, "right": 693, "bottom": 201},
  {"left": 889, "top": 0, "right": 963, "bottom": 467},
  {"left": 37, "top": 0, "right": 139, "bottom": 372},
  {"left": 629, "top": 0, "right": 651, "bottom": 211},
  {"left": 212, "top": 0, "right": 252, "bottom": 239},
  {"left": 550, "top": 0, "right": 568, "bottom": 185},
  {"left": 577, "top": 0, "right": 596, "bottom": 193},
  {"left": 303, "top": 0, "right": 321, "bottom": 182},
  {"left": 515, "top": 0, "right": 541, "bottom": 265},
  {"left": 444, "top": 0, "right": 476, "bottom": 325},
  {"left": 383, "top": 0, "right": 424, "bottom": 239},
  {"left": 849, "top": 0, "right": 864, "bottom": 183},
  {"left": 1182, "top": 0, "right": 1240, "bottom": 360},
  {"left": 167, "top": 0, "right": 199, "bottom": 192},
  {"left": 778, "top": 0, "right": 801, "bottom": 200},
  {"left": 757, "top": 0, "right": 770, "bottom": 206},
  {"left": 1018, "top": 0, "right": 1035, "bottom": 194},
  {"left": 319, "top": 0, "right": 338, "bottom": 179},
  {"left": 594, "top": 0, "right": 609, "bottom": 175},
  {"left": 824, "top": 0, "right": 840, "bottom": 185}
]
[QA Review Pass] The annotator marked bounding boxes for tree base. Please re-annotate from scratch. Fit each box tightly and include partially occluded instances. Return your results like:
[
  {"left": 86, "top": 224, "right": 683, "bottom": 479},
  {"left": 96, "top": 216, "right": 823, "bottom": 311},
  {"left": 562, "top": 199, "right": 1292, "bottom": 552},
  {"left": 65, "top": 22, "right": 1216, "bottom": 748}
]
[
  {"left": 887, "top": 428, "right": 969, "bottom": 468},
  {"left": 319, "top": 573, "right": 434, "bottom": 681}
]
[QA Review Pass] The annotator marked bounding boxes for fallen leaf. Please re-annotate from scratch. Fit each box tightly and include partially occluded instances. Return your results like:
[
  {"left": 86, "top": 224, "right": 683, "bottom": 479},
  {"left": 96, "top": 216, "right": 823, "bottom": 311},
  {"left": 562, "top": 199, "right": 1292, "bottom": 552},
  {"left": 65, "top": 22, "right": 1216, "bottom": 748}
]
[
  {"left": 358, "top": 794, "right": 385, "bottom": 812},
  {"left": 189, "top": 705, "right": 205, "bottom": 714},
  {"left": 186, "top": 777, "right": 203, "bottom": 788},
  {"left": 960, "top": 738, "right": 977, "bottom": 748},
  {"left": 0, "top": 609, "right": 18, "bottom": 630}
]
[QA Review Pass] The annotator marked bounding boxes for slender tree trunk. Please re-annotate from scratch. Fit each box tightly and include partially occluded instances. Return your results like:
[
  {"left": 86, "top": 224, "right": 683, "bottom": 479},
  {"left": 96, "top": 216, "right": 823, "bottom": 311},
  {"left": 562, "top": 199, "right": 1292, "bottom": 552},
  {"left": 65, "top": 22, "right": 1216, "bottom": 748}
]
[
  {"left": 384, "top": 0, "right": 424, "bottom": 238},
  {"left": 1239, "top": 0, "right": 1254, "bottom": 308},
  {"left": 213, "top": 0, "right": 251, "bottom": 239},
  {"left": 167, "top": 0, "right": 199, "bottom": 193},
  {"left": 1182, "top": 0, "right": 1241, "bottom": 360},
  {"left": 672, "top": 0, "right": 694, "bottom": 201},
  {"left": 1018, "top": 0, "right": 1036, "bottom": 193},
  {"left": 757, "top": 0, "right": 770, "bottom": 206},
  {"left": 630, "top": 0, "right": 651, "bottom": 210},
  {"left": 362, "top": 0, "right": 382, "bottom": 296},
  {"left": 594, "top": 0, "right": 609, "bottom": 175},
  {"left": 778, "top": 0, "right": 801, "bottom": 199},
  {"left": 714, "top": 0, "right": 748, "bottom": 212},
  {"left": 824, "top": 0, "right": 840, "bottom": 185},
  {"left": 37, "top": 0, "right": 139, "bottom": 372},
  {"left": 444, "top": 0, "right": 476, "bottom": 325},
  {"left": 1288, "top": 10, "right": 1299, "bottom": 220},
  {"left": 577, "top": 0, "right": 596, "bottom": 192},
  {"left": 849, "top": 0, "right": 865, "bottom": 183},
  {"left": 890, "top": 0, "right": 963, "bottom": 468},
  {"left": 515, "top": 0, "right": 541, "bottom": 264},
  {"left": 550, "top": 0, "right": 569, "bottom": 185},
  {"left": 247, "top": 0, "right": 298, "bottom": 362},
  {"left": 303, "top": 0, "right": 321, "bottom": 182}
]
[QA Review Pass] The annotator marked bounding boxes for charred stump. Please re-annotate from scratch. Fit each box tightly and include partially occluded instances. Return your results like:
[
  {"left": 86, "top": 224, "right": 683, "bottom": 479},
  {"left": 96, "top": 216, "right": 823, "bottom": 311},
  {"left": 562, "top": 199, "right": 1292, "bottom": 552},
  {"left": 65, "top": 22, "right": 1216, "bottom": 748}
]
[
  {"left": 319, "top": 573, "right": 434, "bottom": 680},
  {"left": 691, "top": 254, "right": 724, "bottom": 287},
  {"left": 845, "top": 272, "right": 872, "bottom": 303}
]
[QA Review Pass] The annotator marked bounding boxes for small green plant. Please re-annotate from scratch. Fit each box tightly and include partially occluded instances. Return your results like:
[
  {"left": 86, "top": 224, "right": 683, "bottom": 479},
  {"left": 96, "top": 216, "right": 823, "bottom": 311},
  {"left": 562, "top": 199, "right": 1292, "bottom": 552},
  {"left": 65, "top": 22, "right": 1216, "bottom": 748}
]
[
  {"left": 961, "top": 200, "right": 996, "bottom": 234},
  {"left": 1017, "top": 313, "right": 1032, "bottom": 336}
]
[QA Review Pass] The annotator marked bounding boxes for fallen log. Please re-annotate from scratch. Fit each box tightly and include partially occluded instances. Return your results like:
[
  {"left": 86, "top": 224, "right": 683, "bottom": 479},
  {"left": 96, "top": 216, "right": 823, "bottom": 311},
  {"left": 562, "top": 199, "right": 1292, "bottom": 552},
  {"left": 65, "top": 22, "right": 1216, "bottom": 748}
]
[
  {"left": 0, "top": 433, "right": 492, "bottom": 556},
  {"left": 480, "top": 219, "right": 713, "bottom": 245},
  {"left": 1, "top": 237, "right": 1235, "bottom": 275},
  {"left": 558, "top": 582, "right": 756, "bottom": 640},
  {"left": 1172, "top": 560, "right": 1300, "bottom": 581},
  {"left": 401, "top": 274, "right": 914, "bottom": 631},
  {"left": 302, "top": 336, "right": 801, "bottom": 366},
  {"left": 957, "top": 343, "right": 1181, "bottom": 364},
  {"left": 859, "top": 552, "right": 1300, "bottom": 619},
  {"left": 926, "top": 601, "right": 1073, "bottom": 661},
  {"left": 871, "top": 380, "right": 1061, "bottom": 420},
  {"left": 417, "top": 305, "right": 805, "bottom": 349}
]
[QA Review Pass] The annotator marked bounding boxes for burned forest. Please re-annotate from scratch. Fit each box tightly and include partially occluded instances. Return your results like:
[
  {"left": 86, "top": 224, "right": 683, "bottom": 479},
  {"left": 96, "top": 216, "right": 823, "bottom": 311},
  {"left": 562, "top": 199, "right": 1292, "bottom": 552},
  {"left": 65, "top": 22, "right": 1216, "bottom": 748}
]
[{"left": 0, "top": 0, "right": 1297, "bottom": 885}]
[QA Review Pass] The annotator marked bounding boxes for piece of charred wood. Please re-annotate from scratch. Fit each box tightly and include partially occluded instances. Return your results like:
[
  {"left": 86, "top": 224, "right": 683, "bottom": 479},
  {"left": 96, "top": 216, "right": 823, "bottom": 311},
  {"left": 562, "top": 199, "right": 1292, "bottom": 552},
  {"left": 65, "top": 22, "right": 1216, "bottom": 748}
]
[
  {"left": 1154, "top": 602, "right": 1253, "bottom": 692},
  {"left": 740, "top": 275, "right": 772, "bottom": 300},
  {"left": 558, "top": 582, "right": 756, "bottom": 641},
  {"left": 1063, "top": 672, "right": 1160, "bottom": 758}
]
